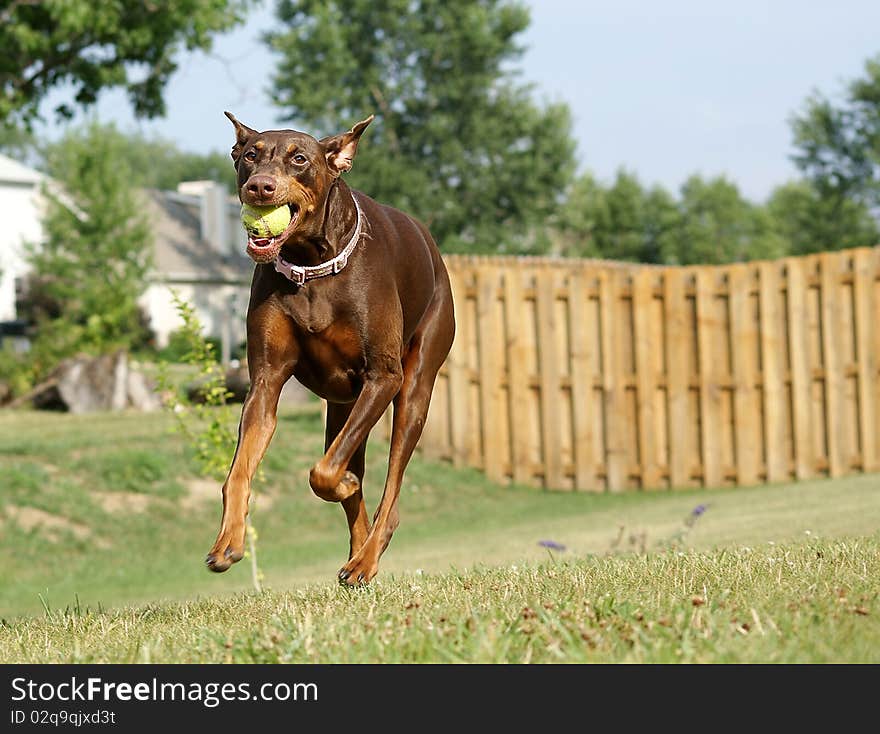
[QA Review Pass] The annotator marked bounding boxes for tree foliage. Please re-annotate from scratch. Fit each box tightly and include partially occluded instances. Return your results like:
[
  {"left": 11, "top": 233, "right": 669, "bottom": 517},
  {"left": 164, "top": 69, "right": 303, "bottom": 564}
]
[
  {"left": 24, "top": 121, "right": 154, "bottom": 379},
  {"left": 106, "top": 129, "right": 235, "bottom": 192},
  {"left": 664, "top": 175, "right": 784, "bottom": 265},
  {"left": 765, "top": 180, "right": 878, "bottom": 256},
  {"left": 554, "top": 171, "right": 876, "bottom": 266},
  {"left": 1, "top": 0, "right": 252, "bottom": 128},
  {"left": 791, "top": 54, "right": 880, "bottom": 208},
  {"left": 554, "top": 170, "right": 678, "bottom": 263},
  {"left": 265, "top": 0, "right": 576, "bottom": 251}
]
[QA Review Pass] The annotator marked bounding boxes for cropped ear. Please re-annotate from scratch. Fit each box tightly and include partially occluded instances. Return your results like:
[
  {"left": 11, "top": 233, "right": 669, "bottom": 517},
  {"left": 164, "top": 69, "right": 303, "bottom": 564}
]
[
  {"left": 321, "top": 115, "right": 374, "bottom": 176},
  {"left": 224, "top": 111, "right": 258, "bottom": 163}
]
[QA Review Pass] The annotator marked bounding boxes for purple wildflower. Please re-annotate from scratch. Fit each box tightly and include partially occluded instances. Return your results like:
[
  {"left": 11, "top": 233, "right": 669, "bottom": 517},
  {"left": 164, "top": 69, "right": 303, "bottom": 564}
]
[
  {"left": 691, "top": 504, "right": 708, "bottom": 517},
  {"left": 538, "top": 540, "right": 566, "bottom": 552}
]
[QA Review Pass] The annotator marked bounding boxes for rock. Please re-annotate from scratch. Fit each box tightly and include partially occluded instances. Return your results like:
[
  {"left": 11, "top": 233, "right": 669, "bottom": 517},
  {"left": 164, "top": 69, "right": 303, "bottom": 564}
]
[
  {"left": 25, "top": 350, "right": 160, "bottom": 413},
  {"left": 127, "top": 368, "right": 161, "bottom": 412}
]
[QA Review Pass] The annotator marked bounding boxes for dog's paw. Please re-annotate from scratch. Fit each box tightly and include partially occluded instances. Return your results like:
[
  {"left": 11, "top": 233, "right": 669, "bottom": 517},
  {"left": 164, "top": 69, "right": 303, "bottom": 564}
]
[
  {"left": 205, "top": 533, "right": 245, "bottom": 573},
  {"left": 337, "top": 554, "right": 379, "bottom": 586}
]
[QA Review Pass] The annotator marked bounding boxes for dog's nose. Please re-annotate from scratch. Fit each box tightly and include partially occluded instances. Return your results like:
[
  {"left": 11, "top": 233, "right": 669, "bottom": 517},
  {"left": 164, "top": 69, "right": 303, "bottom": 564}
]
[{"left": 246, "top": 175, "right": 277, "bottom": 200}]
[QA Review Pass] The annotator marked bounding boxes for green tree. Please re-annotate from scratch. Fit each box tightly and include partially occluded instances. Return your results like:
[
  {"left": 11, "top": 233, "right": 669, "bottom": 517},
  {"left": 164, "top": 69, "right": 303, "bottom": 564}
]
[
  {"left": 662, "top": 175, "right": 782, "bottom": 265},
  {"left": 642, "top": 185, "right": 681, "bottom": 265},
  {"left": 265, "top": 0, "right": 576, "bottom": 252},
  {"left": 555, "top": 170, "right": 678, "bottom": 263},
  {"left": 110, "top": 131, "right": 236, "bottom": 191},
  {"left": 791, "top": 54, "right": 880, "bottom": 207},
  {"left": 24, "top": 121, "right": 154, "bottom": 379},
  {"left": 1, "top": 0, "right": 253, "bottom": 128},
  {"left": 788, "top": 54, "right": 880, "bottom": 251},
  {"left": 602, "top": 170, "right": 650, "bottom": 262},
  {"left": 765, "top": 180, "right": 878, "bottom": 255},
  {"left": 553, "top": 172, "right": 609, "bottom": 258}
]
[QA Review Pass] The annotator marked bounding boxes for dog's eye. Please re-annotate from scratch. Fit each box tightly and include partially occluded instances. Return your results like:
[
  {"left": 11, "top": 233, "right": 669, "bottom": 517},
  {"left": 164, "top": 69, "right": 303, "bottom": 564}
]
[
  {"left": 292, "top": 154, "right": 307, "bottom": 165},
  {"left": 244, "top": 150, "right": 257, "bottom": 162}
]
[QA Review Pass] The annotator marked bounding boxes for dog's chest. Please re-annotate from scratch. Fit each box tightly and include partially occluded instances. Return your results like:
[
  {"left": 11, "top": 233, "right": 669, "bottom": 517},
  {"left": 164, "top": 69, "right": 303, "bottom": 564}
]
[{"left": 282, "top": 287, "right": 335, "bottom": 334}]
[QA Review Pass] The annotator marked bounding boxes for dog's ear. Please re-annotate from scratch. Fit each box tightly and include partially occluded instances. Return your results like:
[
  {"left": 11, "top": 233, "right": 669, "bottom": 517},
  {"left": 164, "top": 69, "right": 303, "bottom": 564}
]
[
  {"left": 224, "top": 111, "right": 258, "bottom": 163},
  {"left": 321, "top": 115, "right": 374, "bottom": 176}
]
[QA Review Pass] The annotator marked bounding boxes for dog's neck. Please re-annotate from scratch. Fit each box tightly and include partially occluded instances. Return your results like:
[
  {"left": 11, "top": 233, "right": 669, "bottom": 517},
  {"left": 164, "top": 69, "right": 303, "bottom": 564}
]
[{"left": 278, "top": 179, "right": 358, "bottom": 267}]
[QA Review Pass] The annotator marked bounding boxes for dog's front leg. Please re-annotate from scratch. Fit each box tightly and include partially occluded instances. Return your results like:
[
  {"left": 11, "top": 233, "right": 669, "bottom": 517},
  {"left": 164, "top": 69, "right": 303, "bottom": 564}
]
[
  {"left": 308, "top": 360, "right": 403, "bottom": 504},
  {"left": 206, "top": 306, "right": 296, "bottom": 573}
]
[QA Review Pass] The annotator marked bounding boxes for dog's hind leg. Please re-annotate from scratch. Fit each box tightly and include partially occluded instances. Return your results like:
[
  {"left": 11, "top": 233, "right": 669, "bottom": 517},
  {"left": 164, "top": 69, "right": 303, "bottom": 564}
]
[
  {"left": 324, "top": 401, "right": 371, "bottom": 559},
  {"left": 338, "top": 286, "right": 455, "bottom": 585}
]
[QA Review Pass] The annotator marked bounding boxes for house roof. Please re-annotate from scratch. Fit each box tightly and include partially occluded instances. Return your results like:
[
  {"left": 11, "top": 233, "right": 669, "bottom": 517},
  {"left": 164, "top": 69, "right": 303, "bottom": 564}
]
[
  {"left": 0, "top": 154, "right": 43, "bottom": 185},
  {"left": 142, "top": 189, "right": 253, "bottom": 284}
]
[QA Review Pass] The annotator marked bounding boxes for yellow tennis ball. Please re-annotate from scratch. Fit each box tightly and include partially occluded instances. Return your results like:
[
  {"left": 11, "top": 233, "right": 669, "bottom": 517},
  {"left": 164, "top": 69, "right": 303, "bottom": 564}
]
[{"left": 240, "top": 204, "right": 291, "bottom": 237}]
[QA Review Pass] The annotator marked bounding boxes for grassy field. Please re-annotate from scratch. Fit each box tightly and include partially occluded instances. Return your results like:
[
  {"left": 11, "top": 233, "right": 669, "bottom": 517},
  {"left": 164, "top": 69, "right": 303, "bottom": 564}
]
[{"left": 1, "top": 406, "right": 878, "bottom": 662}]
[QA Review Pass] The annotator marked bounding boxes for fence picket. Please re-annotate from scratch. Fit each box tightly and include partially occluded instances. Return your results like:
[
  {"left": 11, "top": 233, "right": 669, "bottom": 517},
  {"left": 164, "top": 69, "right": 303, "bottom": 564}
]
[
  {"left": 535, "top": 266, "right": 564, "bottom": 488},
  {"left": 568, "top": 267, "right": 597, "bottom": 490},
  {"left": 820, "top": 253, "right": 845, "bottom": 477},
  {"left": 633, "top": 269, "right": 659, "bottom": 488},
  {"left": 730, "top": 264, "right": 760, "bottom": 486},
  {"left": 854, "top": 248, "right": 877, "bottom": 472},
  {"left": 446, "top": 265, "right": 472, "bottom": 468},
  {"left": 786, "top": 258, "right": 813, "bottom": 480},
  {"left": 695, "top": 268, "right": 722, "bottom": 488},
  {"left": 664, "top": 268, "right": 690, "bottom": 488},
  {"left": 476, "top": 265, "right": 506, "bottom": 482},
  {"left": 758, "top": 260, "right": 788, "bottom": 483}
]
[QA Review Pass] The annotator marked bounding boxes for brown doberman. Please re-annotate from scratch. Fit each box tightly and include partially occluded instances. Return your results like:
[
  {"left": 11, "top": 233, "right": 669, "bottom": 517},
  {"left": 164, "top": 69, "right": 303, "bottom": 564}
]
[{"left": 205, "top": 112, "right": 455, "bottom": 585}]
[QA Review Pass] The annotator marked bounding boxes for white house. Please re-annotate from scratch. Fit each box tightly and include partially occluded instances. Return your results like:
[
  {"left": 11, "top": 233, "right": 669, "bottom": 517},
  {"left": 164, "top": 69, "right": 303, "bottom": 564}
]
[
  {"left": 0, "top": 156, "right": 253, "bottom": 360},
  {"left": 141, "top": 180, "right": 253, "bottom": 358},
  {"left": 0, "top": 154, "right": 44, "bottom": 325}
]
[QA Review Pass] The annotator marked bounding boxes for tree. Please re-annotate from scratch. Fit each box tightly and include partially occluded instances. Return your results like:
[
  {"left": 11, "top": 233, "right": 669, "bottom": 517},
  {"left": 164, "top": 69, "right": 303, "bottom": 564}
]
[
  {"left": 765, "top": 180, "right": 878, "bottom": 255},
  {"left": 5, "top": 123, "right": 235, "bottom": 192},
  {"left": 24, "top": 121, "right": 154, "bottom": 379},
  {"left": 642, "top": 185, "right": 681, "bottom": 265},
  {"left": 661, "top": 175, "right": 782, "bottom": 265},
  {"left": 554, "top": 170, "right": 678, "bottom": 263},
  {"left": 1, "top": 0, "right": 253, "bottom": 128},
  {"left": 106, "top": 130, "right": 236, "bottom": 192},
  {"left": 264, "top": 0, "right": 576, "bottom": 252},
  {"left": 602, "top": 170, "right": 651, "bottom": 262},
  {"left": 791, "top": 53, "right": 880, "bottom": 212},
  {"left": 553, "top": 172, "right": 609, "bottom": 258}
]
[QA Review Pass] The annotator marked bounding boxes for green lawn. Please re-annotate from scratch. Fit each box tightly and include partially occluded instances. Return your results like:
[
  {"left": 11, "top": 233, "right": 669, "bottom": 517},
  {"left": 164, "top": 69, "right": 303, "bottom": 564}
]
[{"left": 0, "top": 407, "right": 877, "bottom": 662}]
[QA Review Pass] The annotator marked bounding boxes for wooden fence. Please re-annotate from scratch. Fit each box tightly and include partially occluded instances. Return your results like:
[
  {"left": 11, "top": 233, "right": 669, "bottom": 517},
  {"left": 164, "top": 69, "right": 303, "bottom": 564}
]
[{"left": 397, "top": 246, "right": 880, "bottom": 491}]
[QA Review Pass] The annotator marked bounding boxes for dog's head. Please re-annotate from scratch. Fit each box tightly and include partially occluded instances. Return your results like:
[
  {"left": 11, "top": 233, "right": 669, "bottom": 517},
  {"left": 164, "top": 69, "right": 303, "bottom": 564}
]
[{"left": 225, "top": 112, "right": 374, "bottom": 263}]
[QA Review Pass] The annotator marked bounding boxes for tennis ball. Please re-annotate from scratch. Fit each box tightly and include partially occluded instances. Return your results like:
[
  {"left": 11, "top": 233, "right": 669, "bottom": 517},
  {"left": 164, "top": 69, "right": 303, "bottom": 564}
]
[{"left": 240, "top": 204, "right": 292, "bottom": 237}]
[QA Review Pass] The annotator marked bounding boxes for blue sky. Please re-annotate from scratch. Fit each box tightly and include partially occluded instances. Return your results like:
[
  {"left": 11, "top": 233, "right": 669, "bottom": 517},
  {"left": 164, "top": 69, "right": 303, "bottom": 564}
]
[{"left": 38, "top": 0, "right": 880, "bottom": 201}]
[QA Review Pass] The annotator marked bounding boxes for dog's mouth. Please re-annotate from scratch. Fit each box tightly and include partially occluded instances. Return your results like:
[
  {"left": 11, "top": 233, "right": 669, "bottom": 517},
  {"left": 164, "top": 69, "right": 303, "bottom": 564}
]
[{"left": 245, "top": 204, "right": 300, "bottom": 264}]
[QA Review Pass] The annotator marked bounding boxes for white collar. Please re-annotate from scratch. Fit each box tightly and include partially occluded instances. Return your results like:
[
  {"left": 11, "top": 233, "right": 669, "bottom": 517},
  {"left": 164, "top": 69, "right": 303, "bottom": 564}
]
[{"left": 273, "top": 194, "right": 363, "bottom": 286}]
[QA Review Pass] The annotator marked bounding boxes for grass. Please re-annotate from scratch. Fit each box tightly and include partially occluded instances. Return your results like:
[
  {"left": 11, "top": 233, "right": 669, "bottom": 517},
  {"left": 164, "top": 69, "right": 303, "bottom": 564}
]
[
  {"left": 2, "top": 538, "right": 876, "bottom": 663},
  {"left": 0, "top": 407, "right": 878, "bottom": 662}
]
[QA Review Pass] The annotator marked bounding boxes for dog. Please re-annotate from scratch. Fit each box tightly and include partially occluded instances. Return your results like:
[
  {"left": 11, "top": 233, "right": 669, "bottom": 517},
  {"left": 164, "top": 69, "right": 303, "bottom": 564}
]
[{"left": 205, "top": 112, "right": 455, "bottom": 585}]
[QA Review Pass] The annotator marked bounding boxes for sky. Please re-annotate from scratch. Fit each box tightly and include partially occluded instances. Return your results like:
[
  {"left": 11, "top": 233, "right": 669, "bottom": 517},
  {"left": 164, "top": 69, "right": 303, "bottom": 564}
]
[{"left": 37, "top": 0, "right": 880, "bottom": 202}]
